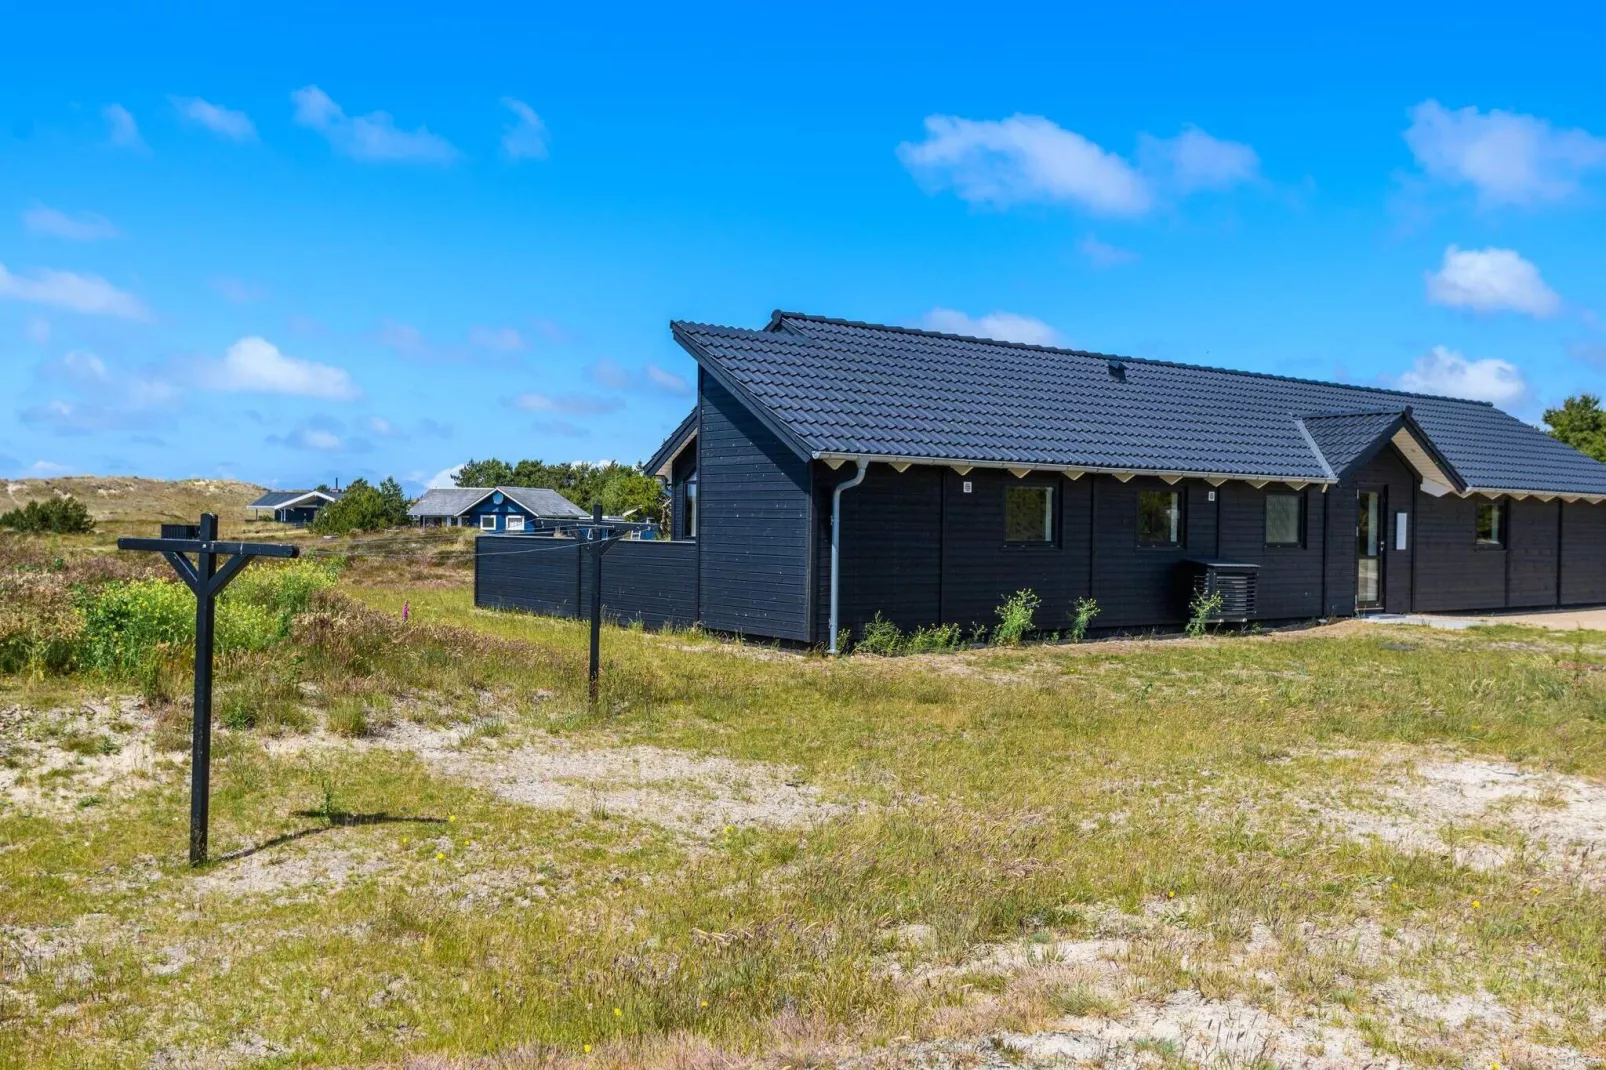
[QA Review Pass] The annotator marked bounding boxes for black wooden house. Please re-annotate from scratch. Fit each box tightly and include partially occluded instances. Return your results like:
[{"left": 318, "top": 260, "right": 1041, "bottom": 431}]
[{"left": 479, "top": 311, "right": 1606, "bottom": 645}]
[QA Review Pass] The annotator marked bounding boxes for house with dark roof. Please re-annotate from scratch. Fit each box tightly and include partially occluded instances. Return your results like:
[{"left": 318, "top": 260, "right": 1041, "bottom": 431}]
[
  {"left": 247, "top": 489, "right": 340, "bottom": 526},
  {"left": 408, "top": 486, "right": 590, "bottom": 532},
  {"left": 481, "top": 311, "right": 1606, "bottom": 646}
]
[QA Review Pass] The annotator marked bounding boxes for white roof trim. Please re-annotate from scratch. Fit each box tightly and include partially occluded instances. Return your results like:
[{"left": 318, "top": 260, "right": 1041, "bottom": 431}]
[
  {"left": 1389, "top": 428, "right": 1459, "bottom": 495},
  {"left": 812, "top": 451, "right": 1338, "bottom": 487},
  {"left": 652, "top": 428, "right": 698, "bottom": 478}
]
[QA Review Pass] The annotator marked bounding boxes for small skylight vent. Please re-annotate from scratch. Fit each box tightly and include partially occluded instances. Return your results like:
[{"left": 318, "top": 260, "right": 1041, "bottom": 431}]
[{"left": 1107, "top": 359, "right": 1127, "bottom": 381}]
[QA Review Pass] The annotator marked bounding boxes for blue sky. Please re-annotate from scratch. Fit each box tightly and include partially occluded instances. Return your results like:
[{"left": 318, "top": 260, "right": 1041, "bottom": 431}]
[{"left": 3, "top": 1, "right": 1605, "bottom": 490}]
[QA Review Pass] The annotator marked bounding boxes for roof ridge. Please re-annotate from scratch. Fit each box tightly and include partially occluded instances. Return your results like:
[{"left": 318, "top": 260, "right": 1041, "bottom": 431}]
[
  {"left": 1301, "top": 408, "right": 1409, "bottom": 420},
  {"left": 753, "top": 311, "right": 1498, "bottom": 409}
]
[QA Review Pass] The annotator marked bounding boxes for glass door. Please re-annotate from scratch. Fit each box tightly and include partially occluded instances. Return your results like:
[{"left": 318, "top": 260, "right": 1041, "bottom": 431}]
[{"left": 1357, "top": 489, "right": 1384, "bottom": 609}]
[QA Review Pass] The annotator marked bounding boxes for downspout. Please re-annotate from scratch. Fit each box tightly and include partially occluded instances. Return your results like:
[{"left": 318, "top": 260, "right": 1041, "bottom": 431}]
[{"left": 828, "top": 459, "right": 870, "bottom": 655}]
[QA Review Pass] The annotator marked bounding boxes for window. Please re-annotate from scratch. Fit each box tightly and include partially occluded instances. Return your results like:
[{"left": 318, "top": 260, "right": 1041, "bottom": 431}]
[
  {"left": 684, "top": 473, "right": 698, "bottom": 537},
  {"left": 505, "top": 515, "right": 526, "bottom": 532},
  {"left": 479, "top": 514, "right": 497, "bottom": 531},
  {"left": 1137, "top": 489, "right": 1183, "bottom": 546},
  {"left": 1475, "top": 499, "right": 1505, "bottom": 548},
  {"left": 1265, "top": 491, "right": 1303, "bottom": 547},
  {"left": 1004, "top": 485, "right": 1054, "bottom": 544}
]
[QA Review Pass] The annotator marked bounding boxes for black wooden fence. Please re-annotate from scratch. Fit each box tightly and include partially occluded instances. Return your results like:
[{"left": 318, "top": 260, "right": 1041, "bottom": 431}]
[{"left": 475, "top": 535, "right": 698, "bottom": 629}]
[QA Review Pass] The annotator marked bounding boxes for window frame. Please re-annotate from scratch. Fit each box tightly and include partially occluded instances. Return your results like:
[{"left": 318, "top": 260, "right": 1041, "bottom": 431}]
[
  {"left": 505, "top": 514, "right": 526, "bottom": 532},
  {"left": 683, "top": 472, "right": 698, "bottom": 538},
  {"left": 1474, "top": 498, "right": 1507, "bottom": 550},
  {"left": 1264, "top": 489, "right": 1305, "bottom": 548},
  {"left": 1136, "top": 487, "right": 1185, "bottom": 548},
  {"left": 1002, "top": 482, "right": 1057, "bottom": 547},
  {"left": 479, "top": 513, "right": 498, "bottom": 532}
]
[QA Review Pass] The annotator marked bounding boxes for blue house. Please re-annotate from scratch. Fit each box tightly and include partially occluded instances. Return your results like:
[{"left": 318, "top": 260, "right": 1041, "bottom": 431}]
[
  {"left": 407, "top": 486, "right": 590, "bottom": 532},
  {"left": 247, "top": 489, "right": 340, "bottom": 526}
]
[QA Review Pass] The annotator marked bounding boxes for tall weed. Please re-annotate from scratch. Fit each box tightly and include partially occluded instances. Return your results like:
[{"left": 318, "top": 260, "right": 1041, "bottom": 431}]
[{"left": 991, "top": 589, "right": 1041, "bottom": 647}]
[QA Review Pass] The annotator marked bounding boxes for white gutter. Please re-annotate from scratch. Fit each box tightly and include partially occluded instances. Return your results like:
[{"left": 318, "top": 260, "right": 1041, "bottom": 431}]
[{"left": 828, "top": 459, "right": 869, "bottom": 655}]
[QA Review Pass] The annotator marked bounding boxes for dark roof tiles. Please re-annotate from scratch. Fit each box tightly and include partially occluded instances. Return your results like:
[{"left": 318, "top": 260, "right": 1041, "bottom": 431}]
[{"left": 668, "top": 313, "right": 1606, "bottom": 496}]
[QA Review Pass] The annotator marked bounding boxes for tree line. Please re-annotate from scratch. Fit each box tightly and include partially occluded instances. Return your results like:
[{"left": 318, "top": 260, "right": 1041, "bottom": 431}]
[
  {"left": 302, "top": 461, "right": 665, "bottom": 535},
  {"left": 453, "top": 459, "right": 664, "bottom": 520}
]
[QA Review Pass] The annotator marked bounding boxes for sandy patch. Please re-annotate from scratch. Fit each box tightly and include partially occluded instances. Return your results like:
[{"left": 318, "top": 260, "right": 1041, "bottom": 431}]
[
  {"left": 1323, "top": 757, "right": 1606, "bottom": 884},
  {"left": 0, "top": 698, "right": 164, "bottom": 815},
  {"left": 187, "top": 842, "right": 389, "bottom": 903},
  {"left": 367, "top": 721, "right": 847, "bottom": 839},
  {"left": 875, "top": 904, "right": 1597, "bottom": 1070}
]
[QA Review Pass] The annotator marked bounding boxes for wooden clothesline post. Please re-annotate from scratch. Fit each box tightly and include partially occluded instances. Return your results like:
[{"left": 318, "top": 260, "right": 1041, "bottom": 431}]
[{"left": 117, "top": 513, "right": 299, "bottom": 864}]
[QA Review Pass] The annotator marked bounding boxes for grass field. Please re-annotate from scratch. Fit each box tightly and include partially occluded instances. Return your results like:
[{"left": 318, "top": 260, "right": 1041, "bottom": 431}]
[{"left": 4, "top": 536, "right": 1606, "bottom": 1068}]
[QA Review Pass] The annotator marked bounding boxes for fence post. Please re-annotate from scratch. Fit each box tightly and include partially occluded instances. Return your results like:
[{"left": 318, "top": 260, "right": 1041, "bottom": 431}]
[{"left": 589, "top": 501, "right": 603, "bottom": 703}]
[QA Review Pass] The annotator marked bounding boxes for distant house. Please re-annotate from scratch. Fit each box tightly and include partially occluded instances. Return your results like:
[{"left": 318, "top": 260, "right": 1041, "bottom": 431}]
[
  {"left": 247, "top": 489, "right": 340, "bottom": 526},
  {"left": 407, "top": 486, "right": 590, "bottom": 532}
]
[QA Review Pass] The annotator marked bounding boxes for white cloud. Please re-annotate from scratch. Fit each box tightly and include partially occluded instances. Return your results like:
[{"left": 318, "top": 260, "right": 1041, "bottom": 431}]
[
  {"left": 210, "top": 336, "right": 360, "bottom": 399},
  {"left": 899, "top": 114, "right": 1150, "bottom": 215},
  {"left": 643, "top": 364, "right": 691, "bottom": 394},
  {"left": 588, "top": 357, "right": 632, "bottom": 390},
  {"left": 378, "top": 320, "right": 428, "bottom": 356},
  {"left": 0, "top": 262, "right": 149, "bottom": 318},
  {"left": 170, "top": 96, "right": 257, "bottom": 141},
  {"left": 56, "top": 349, "right": 109, "bottom": 383},
  {"left": 1425, "top": 245, "right": 1560, "bottom": 317},
  {"left": 426, "top": 463, "right": 464, "bottom": 489},
  {"left": 468, "top": 325, "right": 525, "bottom": 352},
  {"left": 28, "top": 460, "right": 73, "bottom": 477},
  {"left": 266, "top": 416, "right": 366, "bottom": 453},
  {"left": 587, "top": 357, "right": 692, "bottom": 395},
  {"left": 1137, "top": 126, "right": 1260, "bottom": 192},
  {"left": 1395, "top": 345, "right": 1527, "bottom": 406},
  {"left": 103, "top": 104, "right": 144, "bottom": 150},
  {"left": 211, "top": 276, "right": 266, "bottom": 304},
  {"left": 898, "top": 115, "right": 1260, "bottom": 216},
  {"left": 922, "top": 308, "right": 1060, "bottom": 346},
  {"left": 291, "top": 85, "right": 457, "bottom": 164},
  {"left": 500, "top": 98, "right": 549, "bottom": 160},
  {"left": 513, "top": 392, "right": 622, "bottom": 416},
  {"left": 1078, "top": 234, "right": 1139, "bottom": 267},
  {"left": 1404, "top": 100, "right": 1606, "bottom": 207},
  {"left": 22, "top": 206, "right": 120, "bottom": 241}
]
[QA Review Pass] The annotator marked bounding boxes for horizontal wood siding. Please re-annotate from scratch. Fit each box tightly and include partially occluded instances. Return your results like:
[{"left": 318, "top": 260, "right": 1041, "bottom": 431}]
[
  {"left": 937, "top": 468, "right": 1092, "bottom": 633},
  {"left": 1509, "top": 499, "right": 1560, "bottom": 608},
  {"left": 813, "top": 464, "right": 943, "bottom": 640},
  {"left": 600, "top": 540, "right": 699, "bottom": 628},
  {"left": 1413, "top": 493, "right": 1506, "bottom": 612},
  {"left": 1562, "top": 501, "right": 1606, "bottom": 605},
  {"left": 475, "top": 536, "right": 581, "bottom": 615},
  {"left": 697, "top": 372, "right": 813, "bottom": 641},
  {"left": 1217, "top": 482, "right": 1325, "bottom": 619},
  {"left": 1090, "top": 476, "right": 1215, "bottom": 628}
]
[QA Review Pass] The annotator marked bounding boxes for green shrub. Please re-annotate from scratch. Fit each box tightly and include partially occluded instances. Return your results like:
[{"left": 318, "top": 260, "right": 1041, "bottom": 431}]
[
  {"left": 853, "top": 614, "right": 964, "bottom": 657},
  {"left": 855, "top": 612, "right": 904, "bottom": 656},
  {"left": 1068, "top": 597, "right": 1100, "bottom": 643},
  {"left": 1185, "top": 587, "right": 1224, "bottom": 638},
  {"left": 75, "top": 561, "right": 334, "bottom": 675},
  {"left": 904, "top": 622, "right": 963, "bottom": 654},
  {"left": 0, "top": 496, "right": 94, "bottom": 534},
  {"left": 309, "top": 477, "right": 409, "bottom": 534},
  {"left": 991, "top": 589, "right": 1041, "bottom": 647}
]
